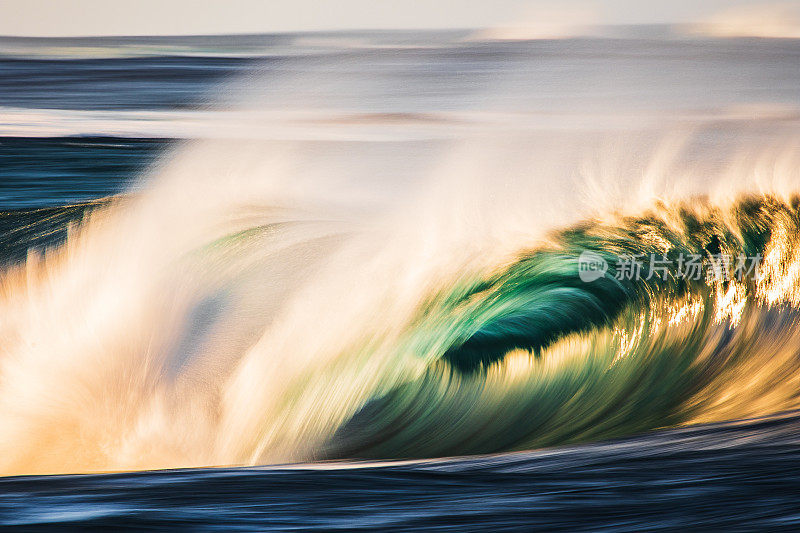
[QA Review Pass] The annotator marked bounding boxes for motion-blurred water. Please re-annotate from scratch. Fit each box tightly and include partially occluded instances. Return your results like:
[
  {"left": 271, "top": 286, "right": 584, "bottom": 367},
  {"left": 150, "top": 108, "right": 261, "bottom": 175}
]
[
  {"left": 2, "top": 30, "right": 800, "bottom": 530},
  {"left": 2, "top": 411, "right": 799, "bottom": 531}
]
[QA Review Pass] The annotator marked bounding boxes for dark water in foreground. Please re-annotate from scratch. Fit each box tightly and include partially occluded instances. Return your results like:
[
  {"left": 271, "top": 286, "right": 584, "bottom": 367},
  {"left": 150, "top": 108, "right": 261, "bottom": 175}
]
[{"left": 2, "top": 411, "right": 799, "bottom": 531}]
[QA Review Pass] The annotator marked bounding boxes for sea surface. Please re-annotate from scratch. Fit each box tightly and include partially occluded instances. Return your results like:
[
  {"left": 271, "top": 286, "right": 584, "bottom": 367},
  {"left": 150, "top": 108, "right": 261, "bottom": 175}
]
[
  {"left": 2, "top": 412, "right": 800, "bottom": 531},
  {"left": 1, "top": 30, "right": 800, "bottom": 530}
]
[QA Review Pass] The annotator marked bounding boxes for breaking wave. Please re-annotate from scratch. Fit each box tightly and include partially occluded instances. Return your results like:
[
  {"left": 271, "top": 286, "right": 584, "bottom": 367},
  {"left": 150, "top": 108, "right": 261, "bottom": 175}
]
[{"left": 2, "top": 133, "right": 800, "bottom": 475}]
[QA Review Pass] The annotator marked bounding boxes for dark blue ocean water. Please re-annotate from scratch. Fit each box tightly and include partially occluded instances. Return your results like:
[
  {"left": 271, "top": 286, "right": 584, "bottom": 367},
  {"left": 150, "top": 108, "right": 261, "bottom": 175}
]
[
  {"left": 2, "top": 412, "right": 800, "bottom": 531},
  {"left": 0, "top": 137, "right": 165, "bottom": 207},
  {"left": 2, "top": 31, "right": 800, "bottom": 531}
]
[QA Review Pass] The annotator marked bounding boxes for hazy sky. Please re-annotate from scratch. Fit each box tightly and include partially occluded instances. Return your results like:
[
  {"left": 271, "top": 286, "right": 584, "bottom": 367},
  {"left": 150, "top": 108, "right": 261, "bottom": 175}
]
[{"left": 0, "top": 0, "right": 795, "bottom": 36}]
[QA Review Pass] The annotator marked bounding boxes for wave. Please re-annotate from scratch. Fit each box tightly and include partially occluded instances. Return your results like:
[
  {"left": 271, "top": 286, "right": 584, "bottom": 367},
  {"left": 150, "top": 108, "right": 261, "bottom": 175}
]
[
  {"left": 691, "top": 3, "right": 800, "bottom": 39},
  {"left": 467, "top": 3, "right": 599, "bottom": 41},
  {"left": 325, "top": 193, "right": 800, "bottom": 458},
  {"left": 4, "top": 105, "right": 800, "bottom": 140},
  {"left": 2, "top": 132, "right": 800, "bottom": 475}
]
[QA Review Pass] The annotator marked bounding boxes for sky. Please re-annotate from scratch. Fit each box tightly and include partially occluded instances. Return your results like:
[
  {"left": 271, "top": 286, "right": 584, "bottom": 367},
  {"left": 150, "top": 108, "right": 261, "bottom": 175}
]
[{"left": 0, "top": 0, "right": 796, "bottom": 37}]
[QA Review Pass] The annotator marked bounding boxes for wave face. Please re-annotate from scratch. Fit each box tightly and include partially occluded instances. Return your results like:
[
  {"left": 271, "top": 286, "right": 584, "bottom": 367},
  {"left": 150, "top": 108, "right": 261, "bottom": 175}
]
[
  {"left": 326, "top": 193, "right": 800, "bottom": 459},
  {"left": 2, "top": 132, "right": 800, "bottom": 475}
]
